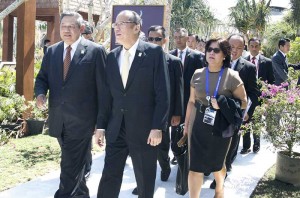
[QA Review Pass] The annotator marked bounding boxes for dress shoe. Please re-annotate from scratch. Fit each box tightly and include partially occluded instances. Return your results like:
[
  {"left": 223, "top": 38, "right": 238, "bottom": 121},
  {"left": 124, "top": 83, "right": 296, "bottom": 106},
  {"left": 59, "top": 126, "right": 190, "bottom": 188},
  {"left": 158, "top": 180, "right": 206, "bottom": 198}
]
[
  {"left": 171, "top": 157, "right": 177, "bottom": 165},
  {"left": 226, "top": 164, "right": 232, "bottom": 172},
  {"left": 161, "top": 168, "right": 171, "bottom": 181},
  {"left": 240, "top": 148, "right": 251, "bottom": 154},
  {"left": 132, "top": 187, "right": 138, "bottom": 195},
  {"left": 253, "top": 145, "right": 260, "bottom": 153},
  {"left": 210, "top": 173, "right": 227, "bottom": 189}
]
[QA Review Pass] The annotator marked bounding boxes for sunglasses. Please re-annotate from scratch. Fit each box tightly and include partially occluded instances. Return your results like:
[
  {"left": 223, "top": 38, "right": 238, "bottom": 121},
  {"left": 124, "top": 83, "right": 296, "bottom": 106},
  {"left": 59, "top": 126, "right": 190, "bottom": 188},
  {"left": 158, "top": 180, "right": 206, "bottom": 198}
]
[
  {"left": 207, "top": 47, "right": 221, "bottom": 53},
  {"left": 148, "top": 37, "right": 163, "bottom": 42}
]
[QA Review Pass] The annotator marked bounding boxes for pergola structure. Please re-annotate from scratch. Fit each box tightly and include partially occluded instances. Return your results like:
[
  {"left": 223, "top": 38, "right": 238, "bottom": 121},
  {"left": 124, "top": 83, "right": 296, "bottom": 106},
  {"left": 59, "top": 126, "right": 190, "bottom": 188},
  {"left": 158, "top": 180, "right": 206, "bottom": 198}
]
[{"left": 0, "top": 0, "right": 102, "bottom": 101}]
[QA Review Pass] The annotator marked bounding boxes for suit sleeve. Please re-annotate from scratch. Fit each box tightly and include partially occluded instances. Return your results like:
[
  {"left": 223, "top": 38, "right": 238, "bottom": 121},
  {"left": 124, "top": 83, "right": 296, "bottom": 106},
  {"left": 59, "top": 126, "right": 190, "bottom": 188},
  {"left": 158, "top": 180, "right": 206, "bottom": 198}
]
[
  {"left": 272, "top": 55, "right": 288, "bottom": 83},
  {"left": 34, "top": 48, "right": 50, "bottom": 97},
  {"left": 152, "top": 47, "right": 170, "bottom": 131},
  {"left": 96, "top": 46, "right": 110, "bottom": 129},
  {"left": 173, "top": 59, "right": 184, "bottom": 117},
  {"left": 266, "top": 59, "right": 275, "bottom": 84},
  {"left": 246, "top": 65, "right": 260, "bottom": 119}
]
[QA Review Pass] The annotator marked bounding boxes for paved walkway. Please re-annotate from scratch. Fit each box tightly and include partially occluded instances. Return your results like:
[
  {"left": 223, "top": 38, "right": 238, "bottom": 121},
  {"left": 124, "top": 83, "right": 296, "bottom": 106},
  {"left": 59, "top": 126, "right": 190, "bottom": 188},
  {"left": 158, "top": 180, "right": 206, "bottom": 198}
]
[{"left": 0, "top": 138, "right": 277, "bottom": 198}]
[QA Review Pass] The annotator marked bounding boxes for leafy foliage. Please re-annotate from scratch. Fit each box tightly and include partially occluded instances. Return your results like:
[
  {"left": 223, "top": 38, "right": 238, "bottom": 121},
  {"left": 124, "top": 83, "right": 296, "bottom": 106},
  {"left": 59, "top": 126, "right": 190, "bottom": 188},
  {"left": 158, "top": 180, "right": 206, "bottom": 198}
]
[
  {"left": 248, "top": 68, "right": 300, "bottom": 158},
  {"left": 287, "top": 37, "right": 300, "bottom": 64}
]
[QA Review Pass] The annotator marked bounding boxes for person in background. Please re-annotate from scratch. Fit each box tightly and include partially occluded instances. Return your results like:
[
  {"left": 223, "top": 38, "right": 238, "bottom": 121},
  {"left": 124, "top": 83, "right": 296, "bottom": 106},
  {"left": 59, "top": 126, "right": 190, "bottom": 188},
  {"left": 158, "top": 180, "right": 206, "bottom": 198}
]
[
  {"left": 169, "top": 28, "right": 204, "bottom": 165},
  {"left": 187, "top": 33, "right": 198, "bottom": 50},
  {"left": 185, "top": 38, "right": 247, "bottom": 198},
  {"left": 95, "top": 10, "right": 169, "bottom": 198},
  {"left": 196, "top": 38, "right": 206, "bottom": 53},
  {"left": 131, "top": 25, "right": 184, "bottom": 195},
  {"left": 43, "top": 39, "right": 50, "bottom": 54},
  {"left": 242, "top": 37, "right": 275, "bottom": 154},
  {"left": 82, "top": 20, "right": 94, "bottom": 41},
  {"left": 35, "top": 11, "right": 106, "bottom": 198}
]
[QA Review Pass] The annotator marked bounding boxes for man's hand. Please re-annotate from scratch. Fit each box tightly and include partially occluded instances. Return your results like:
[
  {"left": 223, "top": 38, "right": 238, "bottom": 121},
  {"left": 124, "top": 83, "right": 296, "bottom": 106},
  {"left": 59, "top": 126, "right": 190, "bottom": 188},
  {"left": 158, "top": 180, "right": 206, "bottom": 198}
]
[
  {"left": 36, "top": 94, "right": 47, "bottom": 110},
  {"left": 94, "top": 129, "right": 105, "bottom": 147},
  {"left": 147, "top": 129, "right": 162, "bottom": 146},
  {"left": 171, "top": 116, "right": 181, "bottom": 126}
]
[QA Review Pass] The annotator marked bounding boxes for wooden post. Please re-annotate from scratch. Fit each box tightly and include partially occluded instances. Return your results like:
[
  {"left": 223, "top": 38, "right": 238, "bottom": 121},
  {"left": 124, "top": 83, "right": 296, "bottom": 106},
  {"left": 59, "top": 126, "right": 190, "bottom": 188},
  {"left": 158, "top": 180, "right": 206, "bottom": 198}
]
[
  {"left": 16, "top": 0, "right": 36, "bottom": 101},
  {"left": 2, "top": 15, "right": 14, "bottom": 61}
]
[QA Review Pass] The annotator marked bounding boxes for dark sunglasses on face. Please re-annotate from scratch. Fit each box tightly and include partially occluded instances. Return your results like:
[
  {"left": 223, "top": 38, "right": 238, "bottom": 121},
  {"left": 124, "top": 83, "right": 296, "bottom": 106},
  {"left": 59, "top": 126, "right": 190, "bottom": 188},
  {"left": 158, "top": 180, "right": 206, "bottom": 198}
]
[
  {"left": 207, "top": 47, "right": 221, "bottom": 53},
  {"left": 148, "top": 37, "right": 163, "bottom": 42}
]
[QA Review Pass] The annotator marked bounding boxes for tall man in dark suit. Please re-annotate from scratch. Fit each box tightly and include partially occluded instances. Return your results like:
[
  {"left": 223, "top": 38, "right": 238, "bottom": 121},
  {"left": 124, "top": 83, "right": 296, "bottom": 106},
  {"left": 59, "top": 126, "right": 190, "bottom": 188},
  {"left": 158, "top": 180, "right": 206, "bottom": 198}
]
[
  {"left": 169, "top": 28, "right": 204, "bottom": 164},
  {"left": 35, "top": 11, "right": 107, "bottom": 198},
  {"left": 210, "top": 34, "right": 260, "bottom": 189},
  {"left": 95, "top": 10, "right": 169, "bottom": 198},
  {"left": 242, "top": 37, "right": 275, "bottom": 154},
  {"left": 272, "top": 38, "right": 290, "bottom": 86}
]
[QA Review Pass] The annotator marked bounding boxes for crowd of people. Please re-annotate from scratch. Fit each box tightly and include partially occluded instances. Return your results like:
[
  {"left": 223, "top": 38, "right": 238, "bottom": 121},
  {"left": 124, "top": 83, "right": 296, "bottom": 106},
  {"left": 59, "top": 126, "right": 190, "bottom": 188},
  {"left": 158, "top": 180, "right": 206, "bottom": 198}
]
[{"left": 36, "top": 9, "right": 298, "bottom": 198}]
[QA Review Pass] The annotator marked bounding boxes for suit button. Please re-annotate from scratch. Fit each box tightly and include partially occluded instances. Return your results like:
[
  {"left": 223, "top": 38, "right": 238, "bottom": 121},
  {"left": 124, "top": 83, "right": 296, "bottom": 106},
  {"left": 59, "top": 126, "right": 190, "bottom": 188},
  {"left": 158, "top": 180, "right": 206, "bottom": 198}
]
[
  {"left": 62, "top": 86, "right": 65, "bottom": 90},
  {"left": 61, "top": 101, "right": 65, "bottom": 104},
  {"left": 121, "top": 109, "right": 124, "bottom": 112},
  {"left": 123, "top": 93, "right": 126, "bottom": 96}
]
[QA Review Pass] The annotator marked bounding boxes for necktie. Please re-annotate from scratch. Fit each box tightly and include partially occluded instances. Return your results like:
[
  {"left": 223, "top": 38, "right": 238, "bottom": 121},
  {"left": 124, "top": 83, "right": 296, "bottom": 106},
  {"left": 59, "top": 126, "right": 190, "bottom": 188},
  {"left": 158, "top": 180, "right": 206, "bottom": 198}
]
[
  {"left": 121, "top": 50, "right": 130, "bottom": 88},
  {"left": 179, "top": 50, "right": 183, "bottom": 64},
  {"left": 63, "top": 46, "right": 72, "bottom": 80},
  {"left": 252, "top": 57, "right": 259, "bottom": 75}
]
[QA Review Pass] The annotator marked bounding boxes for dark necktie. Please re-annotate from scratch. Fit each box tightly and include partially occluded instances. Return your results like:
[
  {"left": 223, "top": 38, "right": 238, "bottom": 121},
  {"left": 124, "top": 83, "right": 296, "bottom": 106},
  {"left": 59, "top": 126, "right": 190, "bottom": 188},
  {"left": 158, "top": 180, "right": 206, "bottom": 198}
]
[
  {"left": 63, "top": 46, "right": 72, "bottom": 80},
  {"left": 179, "top": 50, "right": 183, "bottom": 64},
  {"left": 252, "top": 57, "right": 258, "bottom": 75}
]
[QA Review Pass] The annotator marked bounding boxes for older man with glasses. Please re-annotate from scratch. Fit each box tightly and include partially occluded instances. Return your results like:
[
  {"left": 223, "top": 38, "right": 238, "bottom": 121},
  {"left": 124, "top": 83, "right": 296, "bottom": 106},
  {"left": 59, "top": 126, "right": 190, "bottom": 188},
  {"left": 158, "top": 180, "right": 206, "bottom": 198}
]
[{"left": 95, "top": 10, "right": 169, "bottom": 198}]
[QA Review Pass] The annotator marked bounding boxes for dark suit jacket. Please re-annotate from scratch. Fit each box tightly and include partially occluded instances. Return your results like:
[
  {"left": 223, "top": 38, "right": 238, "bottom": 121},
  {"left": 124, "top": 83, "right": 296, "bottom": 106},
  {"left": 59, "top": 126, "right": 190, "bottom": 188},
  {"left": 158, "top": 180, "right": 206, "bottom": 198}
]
[
  {"left": 34, "top": 38, "right": 107, "bottom": 139},
  {"left": 169, "top": 48, "right": 204, "bottom": 117},
  {"left": 165, "top": 53, "right": 184, "bottom": 123},
  {"left": 272, "top": 50, "right": 288, "bottom": 85},
  {"left": 233, "top": 57, "right": 260, "bottom": 119},
  {"left": 99, "top": 40, "right": 169, "bottom": 144},
  {"left": 246, "top": 54, "right": 275, "bottom": 84}
]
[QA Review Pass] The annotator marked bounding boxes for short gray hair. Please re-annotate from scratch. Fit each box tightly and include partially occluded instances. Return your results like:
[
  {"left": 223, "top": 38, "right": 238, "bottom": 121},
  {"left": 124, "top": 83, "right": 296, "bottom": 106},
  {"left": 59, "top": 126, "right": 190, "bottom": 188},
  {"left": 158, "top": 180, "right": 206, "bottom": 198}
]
[
  {"left": 119, "top": 10, "right": 143, "bottom": 26},
  {"left": 60, "top": 11, "right": 84, "bottom": 27}
]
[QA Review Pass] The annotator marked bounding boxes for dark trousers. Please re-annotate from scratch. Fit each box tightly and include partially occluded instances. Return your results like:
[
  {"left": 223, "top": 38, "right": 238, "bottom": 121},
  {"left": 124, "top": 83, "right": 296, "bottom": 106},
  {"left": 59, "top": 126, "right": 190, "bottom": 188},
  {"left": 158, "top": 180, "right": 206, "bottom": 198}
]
[
  {"left": 97, "top": 120, "right": 158, "bottom": 198},
  {"left": 225, "top": 133, "right": 240, "bottom": 168},
  {"left": 56, "top": 131, "right": 91, "bottom": 198},
  {"left": 242, "top": 130, "right": 260, "bottom": 149},
  {"left": 158, "top": 128, "right": 170, "bottom": 171}
]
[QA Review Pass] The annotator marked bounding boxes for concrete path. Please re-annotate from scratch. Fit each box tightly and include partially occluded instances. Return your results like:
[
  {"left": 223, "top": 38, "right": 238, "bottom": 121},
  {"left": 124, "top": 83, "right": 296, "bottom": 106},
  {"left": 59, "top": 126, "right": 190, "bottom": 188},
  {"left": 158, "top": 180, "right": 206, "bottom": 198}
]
[{"left": 0, "top": 138, "right": 277, "bottom": 198}]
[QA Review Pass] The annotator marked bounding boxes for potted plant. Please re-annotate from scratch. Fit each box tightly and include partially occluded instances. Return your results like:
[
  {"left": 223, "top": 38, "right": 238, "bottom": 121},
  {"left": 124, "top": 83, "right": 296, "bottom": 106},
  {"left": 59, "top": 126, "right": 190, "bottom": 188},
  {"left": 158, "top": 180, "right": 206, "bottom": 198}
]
[
  {"left": 25, "top": 100, "right": 48, "bottom": 135},
  {"left": 248, "top": 68, "right": 300, "bottom": 186}
]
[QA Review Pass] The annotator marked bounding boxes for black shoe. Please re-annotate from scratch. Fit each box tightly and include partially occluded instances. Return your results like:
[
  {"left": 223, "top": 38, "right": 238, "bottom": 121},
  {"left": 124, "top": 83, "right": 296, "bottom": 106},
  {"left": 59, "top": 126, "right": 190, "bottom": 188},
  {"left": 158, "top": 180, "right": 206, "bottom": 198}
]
[
  {"left": 209, "top": 174, "right": 228, "bottom": 189},
  {"left": 253, "top": 145, "right": 260, "bottom": 153},
  {"left": 240, "top": 148, "right": 251, "bottom": 154},
  {"left": 204, "top": 172, "right": 210, "bottom": 176},
  {"left": 226, "top": 164, "right": 232, "bottom": 172},
  {"left": 132, "top": 187, "right": 138, "bottom": 195},
  {"left": 171, "top": 157, "right": 177, "bottom": 165},
  {"left": 161, "top": 168, "right": 171, "bottom": 181}
]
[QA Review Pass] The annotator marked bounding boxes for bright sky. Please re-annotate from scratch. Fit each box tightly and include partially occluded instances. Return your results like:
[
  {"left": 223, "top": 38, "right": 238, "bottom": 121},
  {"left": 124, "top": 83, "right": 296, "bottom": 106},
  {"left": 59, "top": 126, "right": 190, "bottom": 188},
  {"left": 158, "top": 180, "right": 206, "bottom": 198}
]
[{"left": 206, "top": 0, "right": 291, "bottom": 20}]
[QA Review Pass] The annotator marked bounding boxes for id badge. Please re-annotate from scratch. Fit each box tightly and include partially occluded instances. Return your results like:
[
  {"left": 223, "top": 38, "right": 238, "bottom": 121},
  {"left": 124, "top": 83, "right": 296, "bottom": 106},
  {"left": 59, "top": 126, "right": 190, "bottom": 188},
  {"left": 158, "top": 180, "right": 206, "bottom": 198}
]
[{"left": 203, "top": 107, "right": 216, "bottom": 126}]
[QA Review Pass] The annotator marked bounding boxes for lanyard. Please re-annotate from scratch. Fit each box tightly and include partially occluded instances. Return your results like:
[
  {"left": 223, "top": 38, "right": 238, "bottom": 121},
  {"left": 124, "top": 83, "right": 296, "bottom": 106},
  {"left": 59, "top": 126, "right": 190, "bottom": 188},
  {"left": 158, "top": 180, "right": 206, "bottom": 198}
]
[{"left": 205, "top": 67, "right": 224, "bottom": 101}]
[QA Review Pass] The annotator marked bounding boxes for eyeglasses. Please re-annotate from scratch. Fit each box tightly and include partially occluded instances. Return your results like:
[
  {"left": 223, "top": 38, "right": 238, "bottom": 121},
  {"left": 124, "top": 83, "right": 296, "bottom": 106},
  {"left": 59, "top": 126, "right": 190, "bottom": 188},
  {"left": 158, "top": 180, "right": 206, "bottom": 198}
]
[
  {"left": 112, "top": 21, "right": 136, "bottom": 28},
  {"left": 148, "top": 37, "right": 163, "bottom": 42},
  {"left": 207, "top": 47, "right": 221, "bottom": 53}
]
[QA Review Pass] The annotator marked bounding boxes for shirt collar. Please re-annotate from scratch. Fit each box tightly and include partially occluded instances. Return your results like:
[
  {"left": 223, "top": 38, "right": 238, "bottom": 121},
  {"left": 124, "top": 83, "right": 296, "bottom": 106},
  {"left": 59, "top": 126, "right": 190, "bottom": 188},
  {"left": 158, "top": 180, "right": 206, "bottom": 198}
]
[
  {"left": 250, "top": 54, "right": 260, "bottom": 60},
  {"left": 279, "top": 50, "right": 286, "bottom": 57},
  {"left": 122, "top": 39, "right": 139, "bottom": 56},
  {"left": 178, "top": 47, "right": 188, "bottom": 54},
  {"left": 64, "top": 36, "right": 82, "bottom": 51}
]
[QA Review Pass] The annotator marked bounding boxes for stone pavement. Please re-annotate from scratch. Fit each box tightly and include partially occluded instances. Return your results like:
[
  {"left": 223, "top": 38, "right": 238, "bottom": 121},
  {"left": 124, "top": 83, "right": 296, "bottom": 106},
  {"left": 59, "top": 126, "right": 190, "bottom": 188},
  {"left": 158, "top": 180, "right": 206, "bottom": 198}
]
[{"left": 0, "top": 138, "right": 277, "bottom": 198}]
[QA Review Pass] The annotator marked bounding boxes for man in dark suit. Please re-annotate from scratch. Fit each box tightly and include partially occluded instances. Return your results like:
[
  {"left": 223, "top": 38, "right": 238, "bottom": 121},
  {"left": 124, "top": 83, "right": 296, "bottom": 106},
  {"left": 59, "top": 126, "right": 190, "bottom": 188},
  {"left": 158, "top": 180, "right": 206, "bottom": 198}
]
[
  {"left": 272, "top": 38, "right": 290, "bottom": 86},
  {"left": 131, "top": 24, "right": 184, "bottom": 195},
  {"left": 242, "top": 37, "right": 275, "bottom": 154},
  {"left": 95, "top": 10, "right": 169, "bottom": 198},
  {"left": 169, "top": 28, "right": 204, "bottom": 164},
  {"left": 35, "top": 11, "right": 106, "bottom": 198}
]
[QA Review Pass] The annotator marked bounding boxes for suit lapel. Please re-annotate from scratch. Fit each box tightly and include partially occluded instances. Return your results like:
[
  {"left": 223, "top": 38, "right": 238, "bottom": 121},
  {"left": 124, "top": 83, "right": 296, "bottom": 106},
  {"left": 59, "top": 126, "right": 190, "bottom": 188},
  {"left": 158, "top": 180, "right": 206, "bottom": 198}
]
[
  {"left": 64, "top": 38, "right": 88, "bottom": 83},
  {"left": 112, "top": 47, "right": 124, "bottom": 90},
  {"left": 56, "top": 42, "right": 64, "bottom": 85},
  {"left": 183, "top": 48, "right": 190, "bottom": 73},
  {"left": 234, "top": 57, "right": 244, "bottom": 72},
  {"left": 125, "top": 41, "right": 146, "bottom": 90}
]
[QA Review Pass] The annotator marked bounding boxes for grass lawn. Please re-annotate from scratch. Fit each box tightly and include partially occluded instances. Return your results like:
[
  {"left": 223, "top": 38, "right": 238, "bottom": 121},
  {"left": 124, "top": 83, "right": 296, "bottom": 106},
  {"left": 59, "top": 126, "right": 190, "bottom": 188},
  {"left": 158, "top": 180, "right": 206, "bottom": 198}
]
[
  {"left": 250, "top": 164, "right": 300, "bottom": 198},
  {"left": 0, "top": 134, "right": 103, "bottom": 192}
]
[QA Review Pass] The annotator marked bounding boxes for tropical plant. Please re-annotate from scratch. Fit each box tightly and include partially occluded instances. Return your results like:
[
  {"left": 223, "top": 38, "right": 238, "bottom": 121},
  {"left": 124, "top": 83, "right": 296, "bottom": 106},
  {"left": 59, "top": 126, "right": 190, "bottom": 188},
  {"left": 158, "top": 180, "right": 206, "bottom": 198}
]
[
  {"left": 290, "top": 0, "right": 300, "bottom": 36},
  {"left": 287, "top": 37, "right": 300, "bottom": 64},
  {"left": 229, "top": 0, "right": 271, "bottom": 40},
  {"left": 248, "top": 68, "right": 300, "bottom": 158},
  {"left": 25, "top": 100, "right": 48, "bottom": 121}
]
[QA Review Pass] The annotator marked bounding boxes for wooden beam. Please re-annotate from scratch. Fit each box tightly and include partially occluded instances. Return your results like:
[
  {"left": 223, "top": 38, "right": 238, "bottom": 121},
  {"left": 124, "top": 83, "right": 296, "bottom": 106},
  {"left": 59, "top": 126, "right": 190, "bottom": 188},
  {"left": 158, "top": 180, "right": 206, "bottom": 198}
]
[
  {"left": 16, "top": 0, "right": 36, "bottom": 101},
  {"left": 2, "top": 15, "right": 14, "bottom": 61}
]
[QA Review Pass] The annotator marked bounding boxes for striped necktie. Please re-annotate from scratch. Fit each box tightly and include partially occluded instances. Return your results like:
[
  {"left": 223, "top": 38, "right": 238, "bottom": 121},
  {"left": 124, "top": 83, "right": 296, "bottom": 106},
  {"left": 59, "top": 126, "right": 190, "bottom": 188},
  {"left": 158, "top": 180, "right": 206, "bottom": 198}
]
[{"left": 63, "top": 46, "right": 72, "bottom": 80}]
